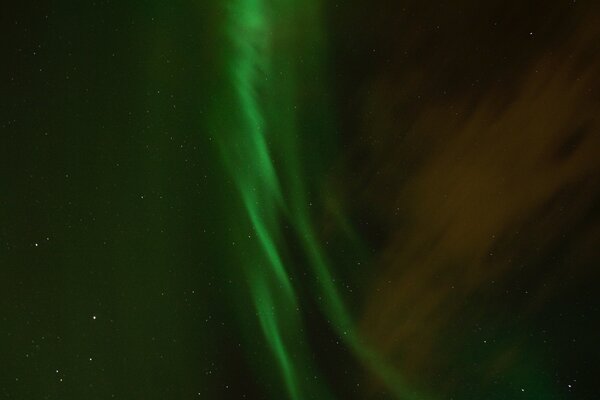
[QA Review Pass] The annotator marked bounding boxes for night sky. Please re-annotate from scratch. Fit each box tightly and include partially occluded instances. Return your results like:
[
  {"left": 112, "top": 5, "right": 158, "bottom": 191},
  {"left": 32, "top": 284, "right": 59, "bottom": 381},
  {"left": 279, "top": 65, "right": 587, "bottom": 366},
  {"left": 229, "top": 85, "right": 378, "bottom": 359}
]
[{"left": 2, "top": 1, "right": 599, "bottom": 399}]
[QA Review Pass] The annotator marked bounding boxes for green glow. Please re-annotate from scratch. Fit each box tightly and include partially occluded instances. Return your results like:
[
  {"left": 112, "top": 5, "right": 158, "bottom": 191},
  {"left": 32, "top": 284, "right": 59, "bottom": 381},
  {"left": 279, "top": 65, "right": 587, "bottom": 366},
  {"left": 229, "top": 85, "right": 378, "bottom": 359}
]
[
  {"left": 211, "top": 0, "right": 433, "bottom": 398},
  {"left": 212, "top": 0, "right": 331, "bottom": 398}
]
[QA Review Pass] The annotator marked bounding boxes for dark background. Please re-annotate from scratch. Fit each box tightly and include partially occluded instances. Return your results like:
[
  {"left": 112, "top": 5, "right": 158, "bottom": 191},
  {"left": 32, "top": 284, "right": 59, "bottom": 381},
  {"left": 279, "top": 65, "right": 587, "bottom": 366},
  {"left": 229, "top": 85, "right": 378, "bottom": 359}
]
[{"left": 2, "top": 1, "right": 599, "bottom": 399}]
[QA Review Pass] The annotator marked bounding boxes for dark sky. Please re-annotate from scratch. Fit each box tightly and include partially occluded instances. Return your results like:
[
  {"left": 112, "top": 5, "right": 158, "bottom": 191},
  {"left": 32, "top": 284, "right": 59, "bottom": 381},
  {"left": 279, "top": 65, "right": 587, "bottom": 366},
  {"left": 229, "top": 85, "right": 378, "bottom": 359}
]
[
  {"left": 330, "top": 1, "right": 600, "bottom": 398},
  {"left": 2, "top": 1, "right": 599, "bottom": 399}
]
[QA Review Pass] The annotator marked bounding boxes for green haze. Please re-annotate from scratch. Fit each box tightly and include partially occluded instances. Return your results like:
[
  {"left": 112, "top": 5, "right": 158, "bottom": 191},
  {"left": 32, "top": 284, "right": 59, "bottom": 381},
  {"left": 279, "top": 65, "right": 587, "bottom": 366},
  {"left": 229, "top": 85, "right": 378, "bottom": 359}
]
[{"left": 209, "top": 0, "right": 432, "bottom": 398}]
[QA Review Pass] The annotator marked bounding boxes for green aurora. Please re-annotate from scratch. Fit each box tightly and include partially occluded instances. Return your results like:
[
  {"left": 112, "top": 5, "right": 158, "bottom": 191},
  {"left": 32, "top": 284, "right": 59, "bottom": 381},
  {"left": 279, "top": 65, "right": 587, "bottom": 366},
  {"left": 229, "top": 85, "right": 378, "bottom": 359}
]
[
  {"left": 3, "top": 0, "right": 599, "bottom": 399},
  {"left": 209, "top": 0, "right": 428, "bottom": 398}
]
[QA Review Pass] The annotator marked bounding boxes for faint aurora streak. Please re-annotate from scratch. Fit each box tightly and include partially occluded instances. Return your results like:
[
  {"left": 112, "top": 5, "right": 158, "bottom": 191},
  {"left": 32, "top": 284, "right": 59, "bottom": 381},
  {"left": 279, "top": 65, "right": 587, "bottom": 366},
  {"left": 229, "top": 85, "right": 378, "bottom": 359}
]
[{"left": 208, "top": 0, "right": 433, "bottom": 399}]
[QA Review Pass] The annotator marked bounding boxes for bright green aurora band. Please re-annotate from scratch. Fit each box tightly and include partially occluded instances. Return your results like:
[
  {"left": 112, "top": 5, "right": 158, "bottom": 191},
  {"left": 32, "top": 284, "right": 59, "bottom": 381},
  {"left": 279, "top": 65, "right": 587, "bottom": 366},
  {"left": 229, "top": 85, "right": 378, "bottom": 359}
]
[{"left": 208, "top": 0, "right": 432, "bottom": 399}]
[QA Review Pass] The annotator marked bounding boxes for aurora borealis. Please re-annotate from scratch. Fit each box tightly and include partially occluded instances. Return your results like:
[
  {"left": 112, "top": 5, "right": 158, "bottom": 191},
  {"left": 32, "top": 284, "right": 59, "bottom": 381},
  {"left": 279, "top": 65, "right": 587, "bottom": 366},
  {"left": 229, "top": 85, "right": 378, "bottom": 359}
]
[{"left": 3, "top": 0, "right": 600, "bottom": 399}]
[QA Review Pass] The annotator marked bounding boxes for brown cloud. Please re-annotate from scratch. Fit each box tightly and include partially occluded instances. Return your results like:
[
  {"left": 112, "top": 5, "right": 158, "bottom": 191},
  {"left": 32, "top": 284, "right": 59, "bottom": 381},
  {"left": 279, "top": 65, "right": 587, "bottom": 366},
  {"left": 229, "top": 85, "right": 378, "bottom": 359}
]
[{"left": 338, "top": 7, "right": 600, "bottom": 395}]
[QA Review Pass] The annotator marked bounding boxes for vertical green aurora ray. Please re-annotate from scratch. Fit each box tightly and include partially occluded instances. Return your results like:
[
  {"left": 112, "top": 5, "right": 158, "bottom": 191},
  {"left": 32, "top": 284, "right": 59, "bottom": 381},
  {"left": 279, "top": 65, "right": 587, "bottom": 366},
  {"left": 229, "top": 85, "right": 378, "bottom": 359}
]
[
  {"left": 213, "top": 0, "right": 333, "bottom": 399},
  {"left": 212, "top": 0, "right": 433, "bottom": 399}
]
